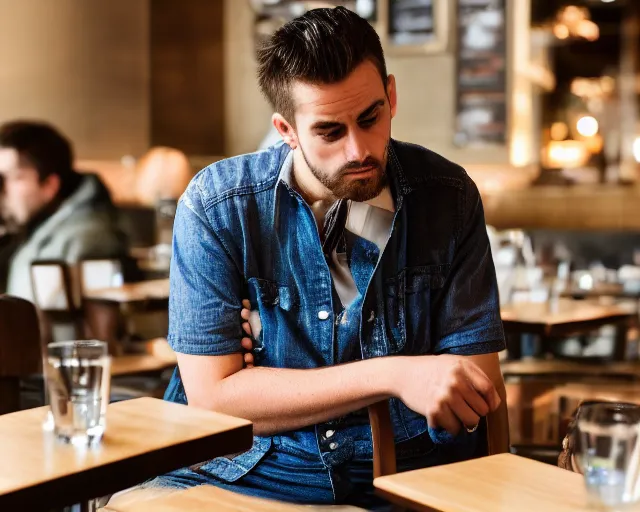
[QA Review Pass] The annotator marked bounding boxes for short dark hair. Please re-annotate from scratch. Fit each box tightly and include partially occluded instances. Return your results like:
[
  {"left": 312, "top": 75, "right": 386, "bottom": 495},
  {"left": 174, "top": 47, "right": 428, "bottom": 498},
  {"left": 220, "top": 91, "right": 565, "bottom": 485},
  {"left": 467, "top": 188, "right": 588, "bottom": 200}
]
[
  {"left": 0, "top": 121, "right": 74, "bottom": 182},
  {"left": 257, "top": 7, "right": 388, "bottom": 122}
]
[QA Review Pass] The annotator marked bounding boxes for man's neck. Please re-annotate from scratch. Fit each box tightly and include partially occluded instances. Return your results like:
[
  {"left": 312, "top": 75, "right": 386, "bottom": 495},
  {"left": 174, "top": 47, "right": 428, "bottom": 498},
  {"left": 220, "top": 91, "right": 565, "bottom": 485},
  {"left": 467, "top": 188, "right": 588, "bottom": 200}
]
[{"left": 291, "top": 150, "right": 334, "bottom": 206}]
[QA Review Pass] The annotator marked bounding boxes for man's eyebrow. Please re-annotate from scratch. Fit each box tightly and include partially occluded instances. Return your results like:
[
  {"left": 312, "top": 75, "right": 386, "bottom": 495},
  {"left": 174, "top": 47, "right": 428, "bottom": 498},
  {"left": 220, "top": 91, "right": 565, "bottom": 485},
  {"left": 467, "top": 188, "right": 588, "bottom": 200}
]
[
  {"left": 357, "top": 99, "right": 385, "bottom": 121},
  {"left": 310, "top": 120, "right": 343, "bottom": 131},
  {"left": 310, "top": 99, "right": 386, "bottom": 131}
]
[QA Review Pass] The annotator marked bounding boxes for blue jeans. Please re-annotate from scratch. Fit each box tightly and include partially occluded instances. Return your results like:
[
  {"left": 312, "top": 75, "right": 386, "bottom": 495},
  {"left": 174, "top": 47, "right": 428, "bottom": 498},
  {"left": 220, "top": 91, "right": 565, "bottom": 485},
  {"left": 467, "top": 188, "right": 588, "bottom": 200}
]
[{"left": 144, "top": 425, "right": 476, "bottom": 510}]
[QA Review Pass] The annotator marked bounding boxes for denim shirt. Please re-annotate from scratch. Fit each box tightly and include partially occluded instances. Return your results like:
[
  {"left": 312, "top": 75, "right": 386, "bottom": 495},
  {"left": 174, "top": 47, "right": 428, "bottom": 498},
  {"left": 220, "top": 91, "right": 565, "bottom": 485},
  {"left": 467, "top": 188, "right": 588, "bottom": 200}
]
[{"left": 164, "top": 139, "right": 505, "bottom": 482}]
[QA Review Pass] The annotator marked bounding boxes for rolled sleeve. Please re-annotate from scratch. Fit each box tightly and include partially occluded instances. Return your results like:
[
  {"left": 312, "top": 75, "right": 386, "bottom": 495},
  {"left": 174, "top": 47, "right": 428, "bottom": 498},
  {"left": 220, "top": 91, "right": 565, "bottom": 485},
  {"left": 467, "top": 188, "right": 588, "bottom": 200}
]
[
  {"left": 168, "top": 186, "right": 243, "bottom": 356},
  {"left": 434, "top": 175, "right": 506, "bottom": 356}
]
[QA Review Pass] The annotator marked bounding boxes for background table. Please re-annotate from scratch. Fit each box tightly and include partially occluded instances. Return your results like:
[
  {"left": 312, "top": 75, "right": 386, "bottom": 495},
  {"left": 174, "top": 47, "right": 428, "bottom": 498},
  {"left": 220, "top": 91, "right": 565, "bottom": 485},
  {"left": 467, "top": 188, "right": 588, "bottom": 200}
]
[
  {"left": 82, "top": 279, "right": 170, "bottom": 353},
  {"left": 501, "top": 298, "right": 636, "bottom": 360},
  {"left": 374, "top": 453, "right": 588, "bottom": 512},
  {"left": 83, "top": 279, "right": 169, "bottom": 307},
  {"left": 0, "top": 397, "right": 252, "bottom": 510}
]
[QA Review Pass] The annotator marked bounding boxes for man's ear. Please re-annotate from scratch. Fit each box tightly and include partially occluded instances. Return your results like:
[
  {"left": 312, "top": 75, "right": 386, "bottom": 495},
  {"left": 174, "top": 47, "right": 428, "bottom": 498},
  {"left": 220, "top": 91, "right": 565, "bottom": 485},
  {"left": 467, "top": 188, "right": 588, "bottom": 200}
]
[
  {"left": 272, "top": 113, "right": 298, "bottom": 150},
  {"left": 387, "top": 75, "right": 397, "bottom": 119},
  {"left": 42, "top": 173, "right": 60, "bottom": 202}
]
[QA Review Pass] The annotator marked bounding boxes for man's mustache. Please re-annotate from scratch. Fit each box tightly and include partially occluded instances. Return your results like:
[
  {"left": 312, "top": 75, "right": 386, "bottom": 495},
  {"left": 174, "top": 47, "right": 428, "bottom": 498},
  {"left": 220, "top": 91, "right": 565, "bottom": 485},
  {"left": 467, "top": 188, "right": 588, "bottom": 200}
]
[{"left": 338, "top": 156, "right": 383, "bottom": 175}]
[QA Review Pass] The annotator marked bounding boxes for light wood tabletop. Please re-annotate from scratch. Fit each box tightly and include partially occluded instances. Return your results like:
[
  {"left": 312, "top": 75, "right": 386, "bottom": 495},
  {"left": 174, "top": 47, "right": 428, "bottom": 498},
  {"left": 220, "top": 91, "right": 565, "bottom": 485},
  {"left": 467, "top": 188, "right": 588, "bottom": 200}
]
[
  {"left": 501, "top": 359, "right": 640, "bottom": 378},
  {"left": 374, "top": 453, "right": 588, "bottom": 512},
  {"left": 501, "top": 298, "right": 636, "bottom": 360},
  {"left": 0, "top": 397, "right": 252, "bottom": 510},
  {"left": 110, "top": 353, "right": 176, "bottom": 376},
  {"left": 83, "top": 279, "right": 169, "bottom": 304},
  {"left": 111, "top": 338, "right": 177, "bottom": 377},
  {"left": 501, "top": 298, "right": 634, "bottom": 328},
  {"left": 112, "top": 484, "right": 364, "bottom": 511}
]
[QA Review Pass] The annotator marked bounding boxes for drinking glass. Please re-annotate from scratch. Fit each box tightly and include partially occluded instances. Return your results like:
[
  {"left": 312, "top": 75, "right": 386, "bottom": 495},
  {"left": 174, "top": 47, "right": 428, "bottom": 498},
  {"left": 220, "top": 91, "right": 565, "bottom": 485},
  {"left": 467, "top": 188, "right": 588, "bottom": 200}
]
[
  {"left": 576, "top": 402, "right": 640, "bottom": 510},
  {"left": 45, "top": 340, "right": 111, "bottom": 445}
]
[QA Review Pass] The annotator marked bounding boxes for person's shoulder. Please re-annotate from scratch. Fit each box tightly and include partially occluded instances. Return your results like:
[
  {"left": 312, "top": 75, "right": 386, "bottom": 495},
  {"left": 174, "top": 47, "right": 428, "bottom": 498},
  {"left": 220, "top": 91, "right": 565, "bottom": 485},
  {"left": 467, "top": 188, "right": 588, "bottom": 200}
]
[
  {"left": 391, "top": 140, "right": 469, "bottom": 188},
  {"left": 185, "top": 142, "right": 290, "bottom": 209}
]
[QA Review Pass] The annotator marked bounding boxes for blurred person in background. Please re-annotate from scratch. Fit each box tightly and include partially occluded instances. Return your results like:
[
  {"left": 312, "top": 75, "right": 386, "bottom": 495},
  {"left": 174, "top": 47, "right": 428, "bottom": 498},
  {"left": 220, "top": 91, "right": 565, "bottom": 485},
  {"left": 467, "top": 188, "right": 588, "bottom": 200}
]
[{"left": 0, "top": 120, "right": 129, "bottom": 300}]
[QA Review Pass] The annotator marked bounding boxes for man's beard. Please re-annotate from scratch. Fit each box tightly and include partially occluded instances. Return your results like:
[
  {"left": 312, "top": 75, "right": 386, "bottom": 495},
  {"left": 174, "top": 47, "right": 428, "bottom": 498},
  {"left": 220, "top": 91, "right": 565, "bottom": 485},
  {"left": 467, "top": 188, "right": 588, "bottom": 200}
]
[{"left": 300, "top": 142, "right": 389, "bottom": 202}]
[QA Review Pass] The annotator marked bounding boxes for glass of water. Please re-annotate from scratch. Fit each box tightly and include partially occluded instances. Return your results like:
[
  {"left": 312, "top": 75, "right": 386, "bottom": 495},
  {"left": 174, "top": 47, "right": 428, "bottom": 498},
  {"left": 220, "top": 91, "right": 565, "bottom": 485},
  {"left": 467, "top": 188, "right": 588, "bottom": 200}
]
[
  {"left": 576, "top": 401, "right": 640, "bottom": 510},
  {"left": 45, "top": 340, "right": 111, "bottom": 445}
]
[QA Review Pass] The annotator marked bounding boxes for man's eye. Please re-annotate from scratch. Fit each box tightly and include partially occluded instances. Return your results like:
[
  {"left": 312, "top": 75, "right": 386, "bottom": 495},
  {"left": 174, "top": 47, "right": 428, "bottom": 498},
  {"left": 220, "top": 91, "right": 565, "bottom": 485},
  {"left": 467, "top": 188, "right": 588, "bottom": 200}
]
[
  {"left": 359, "top": 116, "right": 378, "bottom": 128},
  {"left": 321, "top": 128, "right": 343, "bottom": 141}
]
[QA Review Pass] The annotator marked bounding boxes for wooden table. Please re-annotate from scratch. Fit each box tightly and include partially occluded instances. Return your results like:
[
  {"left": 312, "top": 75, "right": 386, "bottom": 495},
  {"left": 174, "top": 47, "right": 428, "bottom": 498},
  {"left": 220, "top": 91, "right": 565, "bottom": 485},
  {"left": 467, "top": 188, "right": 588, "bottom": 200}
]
[
  {"left": 374, "top": 453, "right": 588, "bottom": 512},
  {"left": 501, "top": 298, "right": 636, "bottom": 360},
  {"left": 0, "top": 397, "right": 252, "bottom": 510},
  {"left": 533, "top": 382, "right": 640, "bottom": 445},
  {"left": 82, "top": 279, "right": 170, "bottom": 354},
  {"left": 83, "top": 279, "right": 169, "bottom": 306},
  {"left": 501, "top": 359, "right": 640, "bottom": 379},
  {"left": 114, "top": 484, "right": 364, "bottom": 511}
]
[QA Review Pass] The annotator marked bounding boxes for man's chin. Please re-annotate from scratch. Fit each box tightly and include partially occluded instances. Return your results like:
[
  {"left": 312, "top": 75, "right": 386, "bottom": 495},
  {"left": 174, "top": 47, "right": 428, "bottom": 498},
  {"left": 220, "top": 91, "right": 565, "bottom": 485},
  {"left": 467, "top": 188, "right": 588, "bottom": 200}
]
[{"left": 342, "top": 173, "right": 387, "bottom": 202}]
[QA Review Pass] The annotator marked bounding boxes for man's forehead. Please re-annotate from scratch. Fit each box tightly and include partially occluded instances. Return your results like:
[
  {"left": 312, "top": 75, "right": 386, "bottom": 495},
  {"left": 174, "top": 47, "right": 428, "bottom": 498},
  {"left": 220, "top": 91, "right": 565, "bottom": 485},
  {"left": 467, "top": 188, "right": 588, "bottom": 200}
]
[
  {"left": 0, "top": 148, "right": 20, "bottom": 171},
  {"left": 290, "top": 61, "right": 386, "bottom": 120}
]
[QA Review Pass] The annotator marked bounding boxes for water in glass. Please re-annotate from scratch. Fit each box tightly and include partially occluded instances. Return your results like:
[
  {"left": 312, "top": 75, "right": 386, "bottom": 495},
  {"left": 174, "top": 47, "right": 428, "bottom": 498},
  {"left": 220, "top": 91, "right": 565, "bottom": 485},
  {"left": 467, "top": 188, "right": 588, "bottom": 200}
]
[
  {"left": 577, "top": 402, "right": 640, "bottom": 510},
  {"left": 45, "top": 340, "right": 110, "bottom": 445}
]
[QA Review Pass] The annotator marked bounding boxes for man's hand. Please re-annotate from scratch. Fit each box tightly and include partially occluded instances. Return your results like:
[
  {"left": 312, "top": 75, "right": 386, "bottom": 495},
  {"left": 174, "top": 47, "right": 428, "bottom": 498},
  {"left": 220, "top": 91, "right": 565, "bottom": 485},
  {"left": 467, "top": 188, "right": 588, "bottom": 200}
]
[
  {"left": 396, "top": 355, "right": 501, "bottom": 435},
  {"left": 240, "top": 299, "right": 255, "bottom": 368},
  {"left": 237, "top": 301, "right": 502, "bottom": 437}
]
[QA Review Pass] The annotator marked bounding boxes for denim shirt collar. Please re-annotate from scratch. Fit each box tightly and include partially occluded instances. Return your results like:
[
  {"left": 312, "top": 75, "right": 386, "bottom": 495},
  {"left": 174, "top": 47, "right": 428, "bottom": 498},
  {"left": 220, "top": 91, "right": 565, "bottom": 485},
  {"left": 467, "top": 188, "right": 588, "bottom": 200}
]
[{"left": 273, "top": 139, "right": 412, "bottom": 219}]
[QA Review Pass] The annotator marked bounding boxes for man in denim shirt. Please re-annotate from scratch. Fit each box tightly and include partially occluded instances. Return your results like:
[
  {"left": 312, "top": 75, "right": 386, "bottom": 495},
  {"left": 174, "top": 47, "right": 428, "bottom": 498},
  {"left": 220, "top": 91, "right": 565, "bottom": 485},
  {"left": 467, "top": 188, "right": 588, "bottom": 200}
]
[{"left": 112, "top": 6, "right": 508, "bottom": 510}]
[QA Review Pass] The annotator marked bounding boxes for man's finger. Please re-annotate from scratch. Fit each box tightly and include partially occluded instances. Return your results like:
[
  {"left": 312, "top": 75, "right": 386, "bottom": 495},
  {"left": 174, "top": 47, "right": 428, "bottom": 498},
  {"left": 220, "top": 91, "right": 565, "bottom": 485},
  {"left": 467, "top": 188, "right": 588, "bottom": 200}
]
[{"left": 465, "top": 363, "right": 501, "bottom": 411}]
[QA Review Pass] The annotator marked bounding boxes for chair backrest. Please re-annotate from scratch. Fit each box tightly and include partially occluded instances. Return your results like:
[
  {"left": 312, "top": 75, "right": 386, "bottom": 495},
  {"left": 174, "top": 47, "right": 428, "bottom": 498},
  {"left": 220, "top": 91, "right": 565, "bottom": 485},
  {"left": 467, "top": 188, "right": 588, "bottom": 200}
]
[
  {"left": 0, "top": 295, "right": 42, "bottom": 414},
  {"left": 30, "top": 260, "right": 76, "bottom": 312},
  {"left": 79, "top": 259, "right": 124, "bottom": 293},
  {"left": 30, "top": 260, "right": 85, "bottom": 343},
  {"left": 367, "top": 399, "right": 509, "bottom": 478}
]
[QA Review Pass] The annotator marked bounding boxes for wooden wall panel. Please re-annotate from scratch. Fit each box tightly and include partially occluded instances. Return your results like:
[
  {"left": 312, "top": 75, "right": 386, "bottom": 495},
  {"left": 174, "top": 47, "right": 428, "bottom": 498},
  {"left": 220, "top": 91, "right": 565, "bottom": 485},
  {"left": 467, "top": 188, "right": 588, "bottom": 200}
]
[
  {"left": 483, "top": 185, "right": 640, "bottom": 231},
  {"left": 150, "top": 0, "right": 225, "bottom": 155}
]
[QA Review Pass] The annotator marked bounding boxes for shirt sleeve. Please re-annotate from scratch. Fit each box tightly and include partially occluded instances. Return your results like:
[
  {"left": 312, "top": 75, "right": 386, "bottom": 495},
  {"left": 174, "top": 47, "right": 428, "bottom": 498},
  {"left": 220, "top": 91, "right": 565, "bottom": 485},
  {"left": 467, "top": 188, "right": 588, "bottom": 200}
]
[
  {"left": 433, "top": 174, "right": 506, "bottom": 356},
  {"left": 167, "top": 185, "right": 243, "bottom": 356}
]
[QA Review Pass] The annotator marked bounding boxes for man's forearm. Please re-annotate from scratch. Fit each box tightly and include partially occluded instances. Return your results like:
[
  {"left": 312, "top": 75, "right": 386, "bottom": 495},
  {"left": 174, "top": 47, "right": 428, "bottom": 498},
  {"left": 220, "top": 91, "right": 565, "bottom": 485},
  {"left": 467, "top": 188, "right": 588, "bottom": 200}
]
[{"left": 187, "top": 356, "right": 400, "bottom": 436}]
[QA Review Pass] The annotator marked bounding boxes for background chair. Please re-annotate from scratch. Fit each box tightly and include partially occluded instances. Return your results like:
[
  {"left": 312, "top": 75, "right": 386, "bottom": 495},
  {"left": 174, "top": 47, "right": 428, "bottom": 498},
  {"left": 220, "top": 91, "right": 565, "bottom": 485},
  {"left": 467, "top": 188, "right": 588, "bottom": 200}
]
[{"left": 0, "top": 295, "right": 42, "bottom": 414}]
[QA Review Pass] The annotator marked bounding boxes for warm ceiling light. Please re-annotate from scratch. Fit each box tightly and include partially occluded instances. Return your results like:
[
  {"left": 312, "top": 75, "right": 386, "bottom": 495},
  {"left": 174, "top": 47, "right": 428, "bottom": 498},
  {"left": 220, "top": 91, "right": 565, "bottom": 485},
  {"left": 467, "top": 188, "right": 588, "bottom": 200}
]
[
  {"left": 633, "top": 137, "right": 640, "bottom": 163},
  {"left": 554, "top": 23, "right": 570, "bottom": 39},
  {"left": 575, "top": 20, "right": 599, "bottom": 41},
  {"left": 550, "top": 122, "right": 569, "bottom": 141},
  {"left": 576, "top": 116, "right": 599, "bottom": 137}
]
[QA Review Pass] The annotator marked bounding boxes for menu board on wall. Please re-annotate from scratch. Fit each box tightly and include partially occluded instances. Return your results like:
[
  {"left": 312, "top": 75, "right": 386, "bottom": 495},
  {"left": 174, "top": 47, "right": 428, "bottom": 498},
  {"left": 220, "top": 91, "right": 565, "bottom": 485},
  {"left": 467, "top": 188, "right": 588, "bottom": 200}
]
[
  {"left": 388, "top": 0, "right": 435, "bottom": 46},
  {"left": 252, "top": 0, "right": 378, "bottom": 51},
  {"left": 454, "top": 0, "right": 507, "bottom": 147}
]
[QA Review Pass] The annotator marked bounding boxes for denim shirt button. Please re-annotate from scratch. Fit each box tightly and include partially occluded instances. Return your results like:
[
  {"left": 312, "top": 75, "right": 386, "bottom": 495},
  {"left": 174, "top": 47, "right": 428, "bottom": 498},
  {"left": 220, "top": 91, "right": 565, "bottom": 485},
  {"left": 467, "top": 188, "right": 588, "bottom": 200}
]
[
  {"left": 326, "top": 429, "right": 335, "bottom": 438},
  {"left": 329, "top": 442, "right": 338, "bottom": 450},
  {"left": 317, "top": 310, "right": 330, "bottom": 320}
]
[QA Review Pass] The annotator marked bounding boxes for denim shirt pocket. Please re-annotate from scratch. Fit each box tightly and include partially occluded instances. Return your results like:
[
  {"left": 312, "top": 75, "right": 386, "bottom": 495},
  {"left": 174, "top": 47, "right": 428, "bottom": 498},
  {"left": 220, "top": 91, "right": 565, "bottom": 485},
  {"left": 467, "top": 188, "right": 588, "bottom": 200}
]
[
  {"left": 247, "top": 277, "right": 297, "bottom": 365},
  {"left": 384, "top": 264, "right": 449, "bottom": 355},
  {"left": 404, "top": 264, "right": 450, "bottom": 354},
  {"left": 190, "top": 436, "right": 273, "bottom": 482}
]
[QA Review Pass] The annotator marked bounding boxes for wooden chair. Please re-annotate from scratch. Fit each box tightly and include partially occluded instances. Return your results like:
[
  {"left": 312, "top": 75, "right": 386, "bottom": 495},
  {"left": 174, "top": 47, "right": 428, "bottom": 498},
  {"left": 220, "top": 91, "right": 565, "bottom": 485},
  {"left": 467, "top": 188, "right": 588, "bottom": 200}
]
[
  {"left": 534, "top": 382, "right": 640, "bottom": 447},
  {"left": 30, "top": 259, "right": 85, "bottom": 342},
  {"left": 0, "top": 295, "right": 42, "bottom": 414},
  {"left": 105, "top": 401, "right": 509, "bottom": 511}
]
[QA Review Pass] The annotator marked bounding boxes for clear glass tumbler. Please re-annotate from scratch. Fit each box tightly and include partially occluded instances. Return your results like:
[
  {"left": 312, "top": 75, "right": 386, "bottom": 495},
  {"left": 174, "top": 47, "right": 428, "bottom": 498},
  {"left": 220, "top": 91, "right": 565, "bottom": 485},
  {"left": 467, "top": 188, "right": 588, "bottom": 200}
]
[
  {"left": 576, "top": 401, "right": 640, "bottom": 510},
  {"left": 45, "top": 340, "right": 111, "bottom": 445}
]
